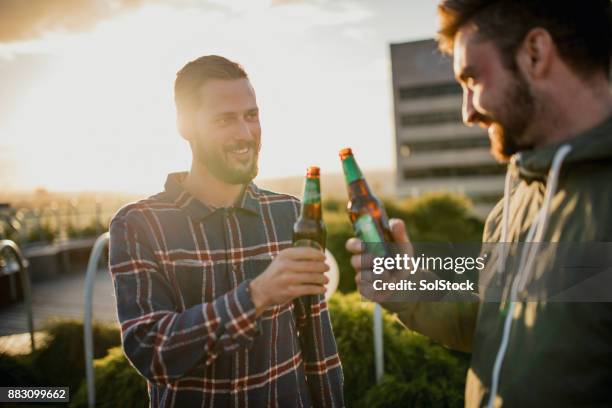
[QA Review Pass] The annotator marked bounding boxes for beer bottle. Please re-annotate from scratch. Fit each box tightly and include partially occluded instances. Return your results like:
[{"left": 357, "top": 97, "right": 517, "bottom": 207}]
[
  {"left": 293, "top": 166, "right": 326, "bottom": 251},
  {"left": 339, "top": 148, "right": 394, "bottom": 252}
]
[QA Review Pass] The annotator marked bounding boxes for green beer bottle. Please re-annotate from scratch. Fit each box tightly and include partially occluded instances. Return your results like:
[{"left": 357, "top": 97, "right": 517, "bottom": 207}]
[
  {"left": 339, "top": 148, "right": 394, "bottom": 251},
  {"left": 293, "top": 166, "right": 326, "bottom": 251}
]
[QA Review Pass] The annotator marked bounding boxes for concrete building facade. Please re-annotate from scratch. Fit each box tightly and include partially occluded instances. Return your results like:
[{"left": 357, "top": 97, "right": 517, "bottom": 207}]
[{"left": 390, "top": 39, "right": 505, "bottom": 217}]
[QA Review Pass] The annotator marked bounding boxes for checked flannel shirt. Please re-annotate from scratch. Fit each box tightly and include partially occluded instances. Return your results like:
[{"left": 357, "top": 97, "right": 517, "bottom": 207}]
[{"left": 109, "top": 172, "right": 344, "bottom": 407}]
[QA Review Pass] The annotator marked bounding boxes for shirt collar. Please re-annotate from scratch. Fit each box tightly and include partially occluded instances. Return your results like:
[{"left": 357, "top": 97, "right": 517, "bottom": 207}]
[{"left": 162, "top": 172, "right": 261, "bottom": 220}]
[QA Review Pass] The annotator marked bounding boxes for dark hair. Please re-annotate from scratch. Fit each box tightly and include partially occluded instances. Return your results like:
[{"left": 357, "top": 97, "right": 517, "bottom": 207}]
[
  {"left": 437, "top": 0, "right": 612, "bottom": 77},
  {"left": 174, "top": 55, "right": 248, "bottom": 115}
]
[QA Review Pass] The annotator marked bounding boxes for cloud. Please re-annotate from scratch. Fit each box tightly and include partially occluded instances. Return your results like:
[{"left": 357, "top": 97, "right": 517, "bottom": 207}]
[{"left": 0, "top": 0, "right": 146, "bottom": 43}]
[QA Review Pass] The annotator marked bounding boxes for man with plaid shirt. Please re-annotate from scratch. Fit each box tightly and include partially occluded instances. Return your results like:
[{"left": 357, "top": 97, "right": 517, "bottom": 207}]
[{"left": 109, "top": 55, "right": 344, "bottom": 407}]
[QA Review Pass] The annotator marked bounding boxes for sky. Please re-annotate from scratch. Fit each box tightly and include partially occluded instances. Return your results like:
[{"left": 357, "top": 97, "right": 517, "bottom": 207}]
[{"left": 0, "top": 0, "right": 439, "bottom": 194}]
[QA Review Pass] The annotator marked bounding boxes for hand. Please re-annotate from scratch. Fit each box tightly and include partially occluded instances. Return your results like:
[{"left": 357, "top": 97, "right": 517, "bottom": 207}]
[
  {"left": 249, "top": 247, "right": 329, "bottom": 316},
  {"left": 345, "top": 218, "right": 414, "bottom": 300}
]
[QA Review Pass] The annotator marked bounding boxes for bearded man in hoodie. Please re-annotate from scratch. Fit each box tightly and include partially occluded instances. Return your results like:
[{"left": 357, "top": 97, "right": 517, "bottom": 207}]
[{"left": 347, "top": 1, "right": 612, "bottom": 407}]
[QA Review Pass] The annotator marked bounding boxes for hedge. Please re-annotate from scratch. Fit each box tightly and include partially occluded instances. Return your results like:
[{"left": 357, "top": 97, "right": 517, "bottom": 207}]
[
  {"left": 71, "top": 347, "right": 147, "bottom": 408},
  {"left": 22, "top": 320, "right": 121, "bottom": 391},
  {"left": 328, "top": 292, "right": 469, "bottom": 407}
]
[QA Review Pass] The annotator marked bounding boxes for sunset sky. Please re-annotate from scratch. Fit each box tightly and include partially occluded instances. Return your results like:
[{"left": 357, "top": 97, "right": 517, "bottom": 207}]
[{"left": 0, "top": 0, "right": 439, "bottom": 194}]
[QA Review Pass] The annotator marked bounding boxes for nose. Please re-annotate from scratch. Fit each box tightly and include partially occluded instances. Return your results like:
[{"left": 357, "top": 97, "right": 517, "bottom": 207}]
[
  {"left": 462, "top": 88, "right": 477, "bottom": 126},
  {"left": 236, "top": 117, "right": 255, "bottom": 141}
]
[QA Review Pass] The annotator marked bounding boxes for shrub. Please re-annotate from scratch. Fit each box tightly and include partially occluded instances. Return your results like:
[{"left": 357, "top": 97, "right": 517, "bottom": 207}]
[
  {"left": 71, "top": 347, "right": 148, "bottom": 408},
  {"left": 0, "top": 353, "right": 42, "bottom": 387},
  {"left": 24, "top": 320, "right": 121, "bottom": 391},
  {"left": 327, "top": 292, "right": 469, "bottom": 407},
  {"left": 26, "top": 223, "right": 56, "bottom": 243}
]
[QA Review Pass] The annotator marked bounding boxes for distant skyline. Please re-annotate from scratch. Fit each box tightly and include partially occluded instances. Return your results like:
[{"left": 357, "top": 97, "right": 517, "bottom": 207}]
[{"left": 0, "top": 0, "right": 441, "bottom": 194}]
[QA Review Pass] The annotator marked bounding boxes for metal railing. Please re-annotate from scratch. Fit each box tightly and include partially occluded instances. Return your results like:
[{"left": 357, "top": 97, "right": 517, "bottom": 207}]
[
  {"left": 0, "top": 240, "right": 35, "bottom": 351},
  {"left": 83, "top": 232, "right": 110, "bottom": 408}
]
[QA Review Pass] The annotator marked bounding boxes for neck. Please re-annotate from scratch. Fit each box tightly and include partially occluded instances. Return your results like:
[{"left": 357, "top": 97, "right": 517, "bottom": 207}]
[
  {"left": 183, "top": 161, "right": 245, "bottom": 208},
  {"left": 537, "top": 74, "right": 612, "bottom": 146}
]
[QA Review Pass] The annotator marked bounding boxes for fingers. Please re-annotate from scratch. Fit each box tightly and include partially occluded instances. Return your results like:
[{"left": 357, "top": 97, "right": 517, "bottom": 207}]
[
  {"left": 281, "top": 246, "right": 326, "bottom": 261},
  {"left": 389, "top": 218, "right": 410, "bottom": 244},
  {"left": 292, "top": 271, "right": 329, "bottom": 286},
  {"left": 287, "top": 260, "right": 329, "bottom": 273},
  {"left": 345, "top": 237, "right": 363, "bottom": 254}
]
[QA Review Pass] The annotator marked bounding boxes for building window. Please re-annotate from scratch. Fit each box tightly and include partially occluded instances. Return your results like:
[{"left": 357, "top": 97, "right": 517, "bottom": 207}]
[
  {"left": 400, "top": 136, "right": 489, "bottom": 153},
  {"left": 401, "top": 110, "right": 463, "bottom": 127},
  {"left": 402, "top": 164, "right": 505, "bottom": 179},
  {"left": 399, "top": 82, "right": 462, "bottom": 100}
]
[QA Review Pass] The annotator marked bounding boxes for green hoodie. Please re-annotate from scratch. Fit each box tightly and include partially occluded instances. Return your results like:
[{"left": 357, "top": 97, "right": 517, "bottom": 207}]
[{"left": 384, "top": 116, "right": 612, "bottom": 407}]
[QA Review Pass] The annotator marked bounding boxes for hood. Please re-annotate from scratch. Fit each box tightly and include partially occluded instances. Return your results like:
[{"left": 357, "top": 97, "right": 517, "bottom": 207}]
[{"left": 514, "top": 114, "right": 612, "bottom": 181}]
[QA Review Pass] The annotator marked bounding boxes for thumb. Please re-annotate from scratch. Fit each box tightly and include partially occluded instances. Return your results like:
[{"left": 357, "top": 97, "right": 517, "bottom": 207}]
[{"left": 389, "top": 218, "right": 409, "bottom": 244}]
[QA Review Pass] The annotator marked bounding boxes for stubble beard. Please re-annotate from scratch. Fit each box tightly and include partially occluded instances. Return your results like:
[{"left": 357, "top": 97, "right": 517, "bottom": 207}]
[
  {"left": 193, "top": 139, "right": 260, "bottom": 185},
  {"left": 488, "top": 70, "right": 537, "bottom": 163}
]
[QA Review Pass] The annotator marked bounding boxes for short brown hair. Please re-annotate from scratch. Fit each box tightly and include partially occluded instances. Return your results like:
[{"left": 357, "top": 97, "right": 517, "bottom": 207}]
[
  {"left": 437, "top": 0, "right": 612, "bottom": 77},
  {"left": 174, "top": 55, "right": 248, "bottom": 115}
]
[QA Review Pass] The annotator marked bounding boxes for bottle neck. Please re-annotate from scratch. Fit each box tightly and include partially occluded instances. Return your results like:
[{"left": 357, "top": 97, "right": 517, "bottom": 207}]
[
  {"left": 300, "top": 177, "right": 322, "bottom": 219},
  {"left": 341, "top": 155, "right": 364, "bottom": 185}
]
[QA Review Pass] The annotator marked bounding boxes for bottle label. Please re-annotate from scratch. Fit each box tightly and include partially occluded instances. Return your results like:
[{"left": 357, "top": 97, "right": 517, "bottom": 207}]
[
  {"left": 293, "top": 239, "right": 324, "bottom": 252},
  {"left": 355, "top": 214, "right": 383, "bottom": 243},
  {"left": 354, "top": 214, "right": 386, "bottom": 257}
]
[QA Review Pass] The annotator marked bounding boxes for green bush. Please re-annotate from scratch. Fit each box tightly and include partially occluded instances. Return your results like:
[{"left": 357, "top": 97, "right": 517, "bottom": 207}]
[
  {"left": 71, "top": 347, "right": 147, "bottom": 408},
  {"left": 24, "top": 320, "right": 121, "bottom": 391},
  {"left": 27, "top": 223, "right": 56, "bottom": 243},
  {"left": 67, "top": 218, "right": 107, "bottom": 239},
  {"left": 395, "top": 193, "right": 484, "bottom": 243},
  {"left": 0, "top": 353, "right": 42, "bottom": 387},
  {"left": 328, "top": 292, "right": 469, "bottom": 407}
]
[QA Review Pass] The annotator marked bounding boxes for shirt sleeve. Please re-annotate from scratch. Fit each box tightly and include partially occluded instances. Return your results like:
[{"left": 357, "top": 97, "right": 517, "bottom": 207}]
[
  {"left": 295, "top": 295, "right": 345, "bottom": 408},
  {"left": 109, "top": 211, "right": 261, "bottom": 384}
]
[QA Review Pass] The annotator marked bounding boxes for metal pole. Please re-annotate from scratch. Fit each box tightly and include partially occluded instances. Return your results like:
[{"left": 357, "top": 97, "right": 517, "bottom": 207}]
[
  {"left": 0, "top": 240, "right": 35, "bottom": 352},
  {"left": 373, "top": 303, "right": 384, "bottom": 383},
  {"left": 83, "top": 232, "right": 109, "bottom": 408}
]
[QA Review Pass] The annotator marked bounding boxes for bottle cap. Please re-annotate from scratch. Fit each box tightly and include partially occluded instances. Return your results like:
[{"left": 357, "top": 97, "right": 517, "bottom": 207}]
[
  {"left": 306, "top": 166, "right": 320, "bottom": 178},
  {"left": 339, "top": 147, "right": 353, "bottom": 160}
]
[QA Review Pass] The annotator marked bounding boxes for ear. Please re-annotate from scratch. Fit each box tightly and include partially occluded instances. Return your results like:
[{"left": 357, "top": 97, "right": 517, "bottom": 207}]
[{"left": 515, "top": 27, "right": 554, "bottom": 80}]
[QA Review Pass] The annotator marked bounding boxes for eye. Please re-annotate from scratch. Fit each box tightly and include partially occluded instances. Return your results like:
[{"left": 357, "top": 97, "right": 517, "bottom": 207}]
[
  {"left": 215, "top": 116, "right": 233, "bottom": 126},
  {"left": 245, "top": 111, "right": 259, "bottom": 121}
]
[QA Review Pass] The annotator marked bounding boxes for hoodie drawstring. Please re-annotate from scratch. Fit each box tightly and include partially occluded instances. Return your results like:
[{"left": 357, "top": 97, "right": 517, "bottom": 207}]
[{"left": 486, "top": 144, "right": 573, "bottom": 408}]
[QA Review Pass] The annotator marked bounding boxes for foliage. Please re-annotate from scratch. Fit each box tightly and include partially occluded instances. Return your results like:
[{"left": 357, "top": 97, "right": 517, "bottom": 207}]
[
  {"left": 67, "top": 218, "right": 106, "bottom": 239},
  {"left": 0, "top": 353, "right": 43, "bottom": 387},
  {"left": 23, "top": 320, "right": 121, "bottom": 391},
  {"left": 26, "top": 222, "right": 56, "bottom": 243},
  {"left": 328, "top": 292, "right": 469, "bottom": 407},
  {"left": 71, "top": 347, "right": 148, "bottom": 408}
]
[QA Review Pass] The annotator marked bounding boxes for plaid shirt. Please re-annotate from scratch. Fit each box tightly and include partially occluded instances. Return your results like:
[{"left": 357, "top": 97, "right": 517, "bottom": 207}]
[{"left": 109, "top": 172, "right": 344, "bottom": 407}]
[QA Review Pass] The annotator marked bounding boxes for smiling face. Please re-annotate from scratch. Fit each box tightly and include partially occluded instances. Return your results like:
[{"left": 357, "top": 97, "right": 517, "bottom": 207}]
[
  {"left": 186, "top": 78, "right": 261, "bottom": 184},
  {"left": 453, "top": 25, "right": 537, "bottom": 162}
]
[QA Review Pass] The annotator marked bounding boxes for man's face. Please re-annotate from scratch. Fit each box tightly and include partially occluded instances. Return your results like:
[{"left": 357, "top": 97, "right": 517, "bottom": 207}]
[
  {"left": 453, "top": 25, "right": 536, "bottom": 162},
  {"left": 188, "top": 78, "right": 261, "bottom": 184}
]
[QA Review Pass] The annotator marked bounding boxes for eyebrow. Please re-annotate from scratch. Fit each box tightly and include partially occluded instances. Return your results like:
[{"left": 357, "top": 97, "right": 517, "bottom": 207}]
[{"left": 212, "top": 107, "right": 259, "bottom": 119}]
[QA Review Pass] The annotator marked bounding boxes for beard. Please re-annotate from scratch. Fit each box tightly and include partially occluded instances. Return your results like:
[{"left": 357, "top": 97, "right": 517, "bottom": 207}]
[
  {"left": 193, "top": 138, "right": 260, "bottom": 185},
  {"left": 487, "top": 70, "right": 536, "bottom": 162}
]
